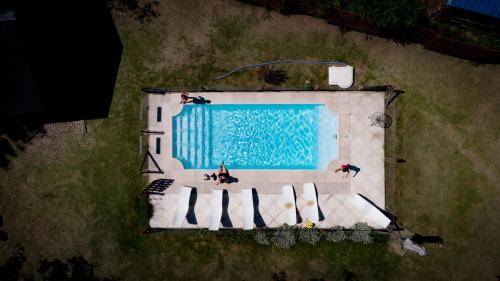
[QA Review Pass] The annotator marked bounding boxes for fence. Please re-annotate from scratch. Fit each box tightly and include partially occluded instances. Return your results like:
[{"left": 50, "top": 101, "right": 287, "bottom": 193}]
[{"left": 241, "top": 0, "right": 500, "bottom": 63}]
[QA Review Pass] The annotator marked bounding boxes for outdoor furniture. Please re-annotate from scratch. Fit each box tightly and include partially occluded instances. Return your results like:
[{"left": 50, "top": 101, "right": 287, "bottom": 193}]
[
  {"left": 328, "top": 65, "right": 354, "bottom": 89},
  {"left": 303, "top": 183, "right": 319, "bottom": 223},
  {"left": 172, "top": 186, "right": 193, "bottom": 227},
  {"left": 241, "top": 188, "right": 254, "bottom": 230},
  {"left": 209, "top": 189, "right": 223, "bottom": 231},
  {"left": 281, "top": 185, "right": 297, "bottom": 225},
  {"left": 350, "top": 194, "right": 391, "bottom": 228}
]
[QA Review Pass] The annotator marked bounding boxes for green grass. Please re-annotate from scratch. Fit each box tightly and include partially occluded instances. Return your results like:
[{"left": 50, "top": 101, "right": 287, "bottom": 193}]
[
  {"left": 209, "top": 15, "right": 254, "bottom": 54},
  {"left": 1, "top": 1, "right": 500, "bottom": 280}
]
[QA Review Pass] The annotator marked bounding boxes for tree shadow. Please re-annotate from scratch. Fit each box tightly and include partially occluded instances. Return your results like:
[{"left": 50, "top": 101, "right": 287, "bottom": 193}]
[
  {"left": 0, "top": 122, "right": 46, "bottom": 170},
  {"left": 0, "top": 230, "right": 8, "bottom": 242},
  {"left": 252, "top": 188, "right": 266, "bottom": 227},
  {"left": 0, "top": 138, "right": 16, "bottom": 169},
  {"left": 39, "top": 255, "right": 119, "bottom": 281},
  {"left": 271, "top": 271, "right": 287, "bottom": 281},
  {"left": 0, "top": 214, "right": 7, "bottom": 242},
  {"left": 221, "top": 190, "right": 232, "bottom": 227},
  {"left": 185, "top": 189, "right": 198, "bottom": 225},
  {"left": 0, "top": 248, "right": 26, "bottom": 280},
  {"left": 0, "top": 248, "right": 118, "bottom": 280}
]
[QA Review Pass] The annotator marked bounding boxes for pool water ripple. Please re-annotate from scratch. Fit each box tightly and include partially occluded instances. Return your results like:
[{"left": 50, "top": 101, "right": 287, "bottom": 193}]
[{"left": 172, "top": 104, "right": 337, "bottom": 169}]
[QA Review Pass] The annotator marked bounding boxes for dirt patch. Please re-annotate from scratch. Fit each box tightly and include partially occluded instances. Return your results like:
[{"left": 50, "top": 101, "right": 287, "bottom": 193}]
[
  {"left": 421, "top": 110, "right": 498, "bottom": 186},
  {"left": 149, "top": 0, "right": 267, "bottom": 70}
]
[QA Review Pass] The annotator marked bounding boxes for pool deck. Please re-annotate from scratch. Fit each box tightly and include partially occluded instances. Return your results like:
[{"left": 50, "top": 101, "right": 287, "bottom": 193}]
[{"left": 146, "top": 91, "right": 386, "bottom": 229}]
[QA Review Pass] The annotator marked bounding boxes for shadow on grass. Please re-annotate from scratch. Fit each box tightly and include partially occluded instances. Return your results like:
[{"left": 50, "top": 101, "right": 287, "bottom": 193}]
[
  {"left": 0, "top": 248, "right": 118, "bottom": 281},
  {"left": 0, "top": 122, "right": 46, "bottom": 169}
]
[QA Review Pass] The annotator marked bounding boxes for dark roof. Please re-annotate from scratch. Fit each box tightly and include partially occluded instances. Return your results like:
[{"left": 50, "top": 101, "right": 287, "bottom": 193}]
[
  {"left": 0, "top": 0, "right": 122, "bottom": 124},
  {"left": 448, "top": 0, "right": 500, "bottom": 19},
  {"left": 0, "top": 19, "right": 43, "bottom": 115}
]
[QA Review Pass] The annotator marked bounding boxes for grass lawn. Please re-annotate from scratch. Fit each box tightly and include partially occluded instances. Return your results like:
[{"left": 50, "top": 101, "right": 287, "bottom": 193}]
[{"left": 1, "top": 0, "right": 499, "bottom": 280}]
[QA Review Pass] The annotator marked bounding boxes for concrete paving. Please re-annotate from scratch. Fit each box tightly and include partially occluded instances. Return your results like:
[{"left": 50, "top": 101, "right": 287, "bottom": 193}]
[{"left": 146, "top": 91, "right": 386, "bottom": 229}]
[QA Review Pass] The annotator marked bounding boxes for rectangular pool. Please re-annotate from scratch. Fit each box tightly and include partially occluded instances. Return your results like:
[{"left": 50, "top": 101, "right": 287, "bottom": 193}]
[{"left": 172, "top": 104, "right": 338, "bottom": 169}]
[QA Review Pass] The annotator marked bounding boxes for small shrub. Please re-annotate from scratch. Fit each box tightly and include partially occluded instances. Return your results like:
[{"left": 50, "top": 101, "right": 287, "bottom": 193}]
[
  {"left": 350, "top": 222, "right": 373, "bottom": 244},
  {"left": 297, "top": 228, "right": 321, "bottom": 245},
  {"left": 325, "top": 226, "right": 347, "bottom": 243},
  {"left": 304, "top": 80, "right": 314, "bottom": 91},
  {"left": 257, "top": 67, "right": 288, "bottom": 86},
  {"left": 271, "top": 225, "right": 296, "bottom": 249},
  {"left": 209, "top": 16, "right": 252, "bottom": 53},
  {"left": 253, "top": 229, "right": 270, "bottom": 245}
]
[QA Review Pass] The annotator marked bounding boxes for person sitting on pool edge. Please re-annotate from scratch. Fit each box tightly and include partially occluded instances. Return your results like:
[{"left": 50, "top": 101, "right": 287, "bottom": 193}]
[
  {"left": 180, "top": 92, "right": 194, "bottom": 104},
  {"left": 216, "top": 161, "right": 230, "bottom": 185},
  {"left": 335, "top": 163, "right": 350, "bottom": 178}
]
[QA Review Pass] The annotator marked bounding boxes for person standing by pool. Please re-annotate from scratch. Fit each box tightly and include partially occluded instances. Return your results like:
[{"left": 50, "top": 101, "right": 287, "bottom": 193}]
[
  {"left": 335, "top": 163, "right": 350, "bottom": 178},
  {"left": 216, "top": 161, "right": 230, "bottom": 185}
]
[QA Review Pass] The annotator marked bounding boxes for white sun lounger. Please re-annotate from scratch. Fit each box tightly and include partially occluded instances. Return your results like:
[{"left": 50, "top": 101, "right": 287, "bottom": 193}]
[
  {"left": 209, "top": 189, "right": 223, "bottom": 231},
  {"left": 241, "top": 188, "right": 254, "bottom": 230},
  {"left": 351, "top": 194, "right": 391, "bottom": 229},
  {"left": 303, "top": 183, "right": 319, "bottom": 223},
  {"left": 281, "top": 185, "right": 297, "bottom": 225},
  {"left": 172, "top": 186, "right": 193, "bottom": 227}
]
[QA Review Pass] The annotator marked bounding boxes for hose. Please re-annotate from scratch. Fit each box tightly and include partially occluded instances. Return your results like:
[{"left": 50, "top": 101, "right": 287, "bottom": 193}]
[{"left": 213, "top": 59, "right": 347, "bottom": 80}]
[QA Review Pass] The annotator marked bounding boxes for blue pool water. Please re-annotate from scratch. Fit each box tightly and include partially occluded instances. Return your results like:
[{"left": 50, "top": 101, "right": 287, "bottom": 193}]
[{"left": 172, "top": 104, "right": 338, "bottom": 170}]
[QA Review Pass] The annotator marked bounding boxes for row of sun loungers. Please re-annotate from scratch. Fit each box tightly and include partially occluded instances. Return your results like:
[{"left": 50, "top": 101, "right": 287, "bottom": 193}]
[
  {"left": 281, "top": 185, "right": 297, "bottom": 225},
  {"left": 209, "top": 189, "right": 223, "bottom": 231},
  {"left": 241, "top": 188, "right": 254, "bottom": 230},
  {"left": 303, "top": 183, "right": 320, "bottom": 223},
  {"left": 158, "top": 183, "right": 390, "bottom": 230},
  {"left": 173, "top": 186, "right": 193, "bottom": 227},
  {"left": 351, "top": 193, "right": 391, "bottom": 228}
]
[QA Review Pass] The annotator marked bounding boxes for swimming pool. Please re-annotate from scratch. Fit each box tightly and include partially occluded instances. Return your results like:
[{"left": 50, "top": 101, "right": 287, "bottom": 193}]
[{"left": 172, "top": 104, "right": 338, "bottom": 169}]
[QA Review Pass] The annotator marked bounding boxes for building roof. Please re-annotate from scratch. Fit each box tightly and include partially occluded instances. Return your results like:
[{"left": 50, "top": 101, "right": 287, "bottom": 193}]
[
  {"left": 448, "top": 0, "right": 500, "bottom": 19},
  {"left": 0, "top": 0, "right": 122, "bottom": 124},
  {"left": 0, "top": 18, "right": 43, "bottom": 115}
]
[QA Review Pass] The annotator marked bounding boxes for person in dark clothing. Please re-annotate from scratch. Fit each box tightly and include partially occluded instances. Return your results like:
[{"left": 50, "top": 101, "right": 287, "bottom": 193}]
[{"left": 217, "top": 161, "right": 230, "bottom": 185}]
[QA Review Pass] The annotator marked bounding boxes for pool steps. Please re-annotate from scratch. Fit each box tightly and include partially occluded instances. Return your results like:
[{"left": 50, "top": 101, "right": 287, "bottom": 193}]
[{"left": 174, "top": 106, "right": 211, "bottom": 169}]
